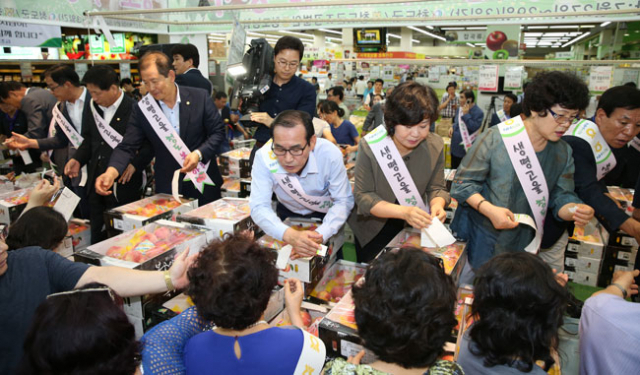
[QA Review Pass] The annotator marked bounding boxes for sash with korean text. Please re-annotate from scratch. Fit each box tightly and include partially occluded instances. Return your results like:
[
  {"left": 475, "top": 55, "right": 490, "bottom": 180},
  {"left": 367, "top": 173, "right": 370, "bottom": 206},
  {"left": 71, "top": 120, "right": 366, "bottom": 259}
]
[
  {"left": 498, "top": 116, "right": 549, "bottom": 254},
  {"left": 630, "top": 137, "right": 640, "bottom": 152},
  {"left": 138, "top": 94, "right": 214, "bottom": 193},
  {"left": 90, "top": 99, "right": 123, "bottom": 149},
  {"left": 496, "top": 109, "right": 509, "bottom": 122},
  {"left": 260, "top": 139, "right": 333, "bottom": 213},
  {"left": 292, "top": 329, "right": 326, "bottom": 375},
  {"left": 458, "top": 109, "right": 478, "bottom": 152},
  {"left": 566, "top": 119, "right": 616, "bottom": 181},
  {"left": 49, "top": 103, "right": 87, "bottom": 186}
]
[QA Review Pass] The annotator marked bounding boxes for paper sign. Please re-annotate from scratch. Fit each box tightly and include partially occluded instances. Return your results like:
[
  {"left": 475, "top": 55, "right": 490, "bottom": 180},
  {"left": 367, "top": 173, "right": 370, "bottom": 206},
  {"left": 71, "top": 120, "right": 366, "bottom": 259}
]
[
  {"left": 119, "top": 63, "right": 131, "bottom": 79},
  {"left": 53, "top": 187, "right": 80, "bottom": 221},
  {"left": 276, "top": 244, "right": 294, "bottom": 270},
  {"left": 478, "top": 65, "right": 499, "bottom": 92},
  {"left": 421, "top": 218, "right": 456, "bottom": 248},
  {"left": 74, "top": 63, "right": 88, "bottom": 81},
  {"left": 589, "top": 66, "right": 613, "bottom": 92},
  {"left": 19, "top": 63, "right": 32, "bottom": 80},
  {"left": 18, "top": 150, "right": 32, "bottom": 165},
  {"left": 504, "top": 66, "right": 523, "bottom": 91},
  {"left": 171, "top": 169, "right": 181, "bottom": 203}
]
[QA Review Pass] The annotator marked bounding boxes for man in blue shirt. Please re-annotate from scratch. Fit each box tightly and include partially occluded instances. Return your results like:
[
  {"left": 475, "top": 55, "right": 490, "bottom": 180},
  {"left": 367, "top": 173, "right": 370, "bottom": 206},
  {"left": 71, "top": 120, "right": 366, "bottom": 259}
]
[
  {"left": 250, "top": 36, "right": 316, "bottom": 163},
  {"left": 449, "top": 89, "right": 484, "bottom": 169},
  {"left": 250, "top": 110, "right": 353, "bottom": 257}
]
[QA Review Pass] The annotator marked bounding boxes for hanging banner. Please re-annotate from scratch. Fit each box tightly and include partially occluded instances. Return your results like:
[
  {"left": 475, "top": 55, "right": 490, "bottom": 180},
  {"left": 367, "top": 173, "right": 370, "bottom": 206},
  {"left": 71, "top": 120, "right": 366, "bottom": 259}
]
[
  {"left": 478, "top": 65, "right": 499, "bottom": 92},
  {"left": 504, "top": 66, "right": 524, "bottom": 91},
  {"left": 119, "top": 63, "right": 131, "bottom": 79},
  {"left": 447, "top": 30, "right": 485, "bottom": 44},
  {"left": 226, "top": 20, "right": 247, "bottom": 72},
  {"left": 74, "top": 63, "right": 88, "bottom": 81},
  {"left": 484, "top": 25, "right": 521, "bottom": 60},
  {"left": 0, "top": 21, "right": 61, "bottom": 47},
  {"left": 589, "top": 66, "right": 613, "bottom": 92}
]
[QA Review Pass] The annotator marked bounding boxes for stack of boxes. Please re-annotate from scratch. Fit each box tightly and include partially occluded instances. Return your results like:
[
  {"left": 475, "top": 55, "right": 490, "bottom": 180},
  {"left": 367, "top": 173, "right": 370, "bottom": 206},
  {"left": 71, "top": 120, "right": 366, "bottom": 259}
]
[
  {"left": 218, "top": 148, "right": 252, "bottom": 198},
  {"left": 564, "top": 226, "right": 609, "bottom": 287}
]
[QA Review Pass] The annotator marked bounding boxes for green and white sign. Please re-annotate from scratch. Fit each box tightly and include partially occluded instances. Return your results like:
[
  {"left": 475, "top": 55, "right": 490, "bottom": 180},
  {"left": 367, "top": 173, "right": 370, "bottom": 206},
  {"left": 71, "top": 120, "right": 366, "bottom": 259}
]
[
  {"left": 504, "top": 66, "right": 524, "bottom": 91},
  {"left": 89, "top": 34, "right": 105, "bottom": 54},
  {"left": 0, "top": 21, "right": 60, "bottom": 47}
]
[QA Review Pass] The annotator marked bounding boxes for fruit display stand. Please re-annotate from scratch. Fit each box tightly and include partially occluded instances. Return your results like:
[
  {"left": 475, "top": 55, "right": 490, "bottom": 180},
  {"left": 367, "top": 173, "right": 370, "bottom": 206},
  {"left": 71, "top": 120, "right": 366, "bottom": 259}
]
[
  {"left": 74, "top": 220, "right": 209, "bottom": 270},
  {"left": 308, "top": 260, "right": 366, "bottom": 306},
  {"left": 176, "top": 197, "right": 255, "bottom": 240},
  {"left": 218, "top": 148, "right": 251, "bottom": 178},
  {"left": 103, "top": 194, "right": 198, "bottom": 236},
  {"left": 257, "top": 217, "right": 345, "bottom": 285},
  {"left": 381, "top": 228, "right": 467, "bottom": 285},
  {"left": 0, "top": 187, "right": 31, "bottom": 225}
]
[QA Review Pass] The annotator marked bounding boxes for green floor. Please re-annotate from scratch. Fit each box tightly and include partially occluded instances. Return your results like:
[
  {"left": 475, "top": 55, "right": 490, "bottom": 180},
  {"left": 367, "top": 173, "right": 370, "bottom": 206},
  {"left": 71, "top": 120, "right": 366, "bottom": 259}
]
[{"left": 342, "top": 242, "right": 357, "bottom": 262}]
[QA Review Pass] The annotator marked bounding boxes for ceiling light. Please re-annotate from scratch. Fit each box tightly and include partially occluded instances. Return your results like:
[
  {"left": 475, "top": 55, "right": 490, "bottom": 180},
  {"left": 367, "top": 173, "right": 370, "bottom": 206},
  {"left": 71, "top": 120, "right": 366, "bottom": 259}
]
[
  {"left": 247, "top": 32, "right": 267, "bottom": 37},
  {"left": 600, "top": 21, "right": 611, "bottom": 27},
  {"left": 412, "top": 39, "right": 420, "bottom": 43},
  {"left": 467, "top": 27, "right": 487, "bottom": 30},
  {"left": 466, "top": 43, "right": 475, "bottom": 48},
  {"left": 280, "top": 30, "right": 312, "bottom": 38},
  {"left": 529, "top": 26, "right": 548, "bottom": 29},
  {"left": 551, "top": 45, "right": 561, "bottom": 48},
  {"left": 524, "top": 32, "right": 544, "bottom": 36},
  {"left": 544, "top": 32, "right": 569, "bottom": 36},
  {"left": 581, "top": 25, "right": 596, "bottom": 28},
  {"left": 562, "top": 32, "right": 591, "bottom": 47},
  {"left": 319, "top": 28, "right": 342, "bottom": 35},
  {"left": 475, "top": 43, "right": 486, "bottom": 46},
  {"left": 227, "top": 63, "right": 247, "bottom": 76},
  {"left": 425, "top": 25, "right": 434, "bottom": 30},
  {"left": 549, "top": 25, "right": 579, "bottom": 29},
  {"left": 441, "top": 27, "right": 465, "bottom": 30},
  {"left": 408, "top": 26, "right": 447, "bottom": 41},
  {"left": 388, "top": 33, "right": 402, "bottom": 39}
]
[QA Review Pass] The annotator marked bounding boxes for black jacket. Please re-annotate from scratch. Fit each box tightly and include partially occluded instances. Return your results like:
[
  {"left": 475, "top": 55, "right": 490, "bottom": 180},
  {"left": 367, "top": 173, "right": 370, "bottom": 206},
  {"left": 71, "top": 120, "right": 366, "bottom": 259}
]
[
  {"left": 73, "top": 93, "right": 153, "bottom": 194},
  {"left": 175, "top": 69, "right": 213, "bottom": 96}
]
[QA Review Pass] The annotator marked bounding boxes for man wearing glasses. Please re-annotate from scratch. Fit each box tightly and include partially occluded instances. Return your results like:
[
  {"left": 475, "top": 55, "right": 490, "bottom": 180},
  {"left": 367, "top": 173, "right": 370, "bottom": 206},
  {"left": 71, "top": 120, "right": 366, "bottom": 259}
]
[
  {"left": 249, "top": 36, "right": 316, "bottom": 164},
  {"left": 250, "top": 110, "right": 353, "bottom": 257},
  {"left": 544, "top": 85, "right": 640, "bottom": 253}
]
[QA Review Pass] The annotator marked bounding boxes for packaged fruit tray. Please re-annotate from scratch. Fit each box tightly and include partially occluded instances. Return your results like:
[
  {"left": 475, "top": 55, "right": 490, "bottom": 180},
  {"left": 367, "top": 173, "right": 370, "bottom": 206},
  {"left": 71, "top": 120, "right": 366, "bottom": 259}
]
[
  {"left": 387, "top": 229, "right": 466, "bottom": 276},
  {"left": 0, "top": 187, "right": 31, "bottom": 206},
  {"left": 112, "top": 194, "right": 186, "bottom": 217},
  {"left": 258, "top": 222, "right": 319, "bottom": 251},
  {"left": 85, "top": 221, "right": 206, "bottom": 268},
  {"left": 323, "top": 289, "right": 357, "bottom": 331},
  {"left": 309, "top": 260, "right": 366, "bottom": 304},
  {"left": 180, "top": 198, "right": 250, "bottom": 221},
  {"left": 221, "top": 177, "right": 241, "bottom": 192}
]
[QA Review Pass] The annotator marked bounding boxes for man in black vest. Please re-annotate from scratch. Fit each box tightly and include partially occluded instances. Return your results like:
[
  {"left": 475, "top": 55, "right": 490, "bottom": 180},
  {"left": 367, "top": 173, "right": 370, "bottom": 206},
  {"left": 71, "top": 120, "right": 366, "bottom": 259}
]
[{"left": 64, "top": 65, "right": 153, "bottom": 243}]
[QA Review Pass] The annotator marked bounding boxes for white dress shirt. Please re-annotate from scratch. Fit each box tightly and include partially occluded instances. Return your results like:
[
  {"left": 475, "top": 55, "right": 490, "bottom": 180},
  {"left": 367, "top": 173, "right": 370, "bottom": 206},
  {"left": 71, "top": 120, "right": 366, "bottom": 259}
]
[
  {"left": 98, "top": 90, "right": 125, "bottom": 124},
  {"left": 65, "top": 87, "right": 87, "bottom": 133}
]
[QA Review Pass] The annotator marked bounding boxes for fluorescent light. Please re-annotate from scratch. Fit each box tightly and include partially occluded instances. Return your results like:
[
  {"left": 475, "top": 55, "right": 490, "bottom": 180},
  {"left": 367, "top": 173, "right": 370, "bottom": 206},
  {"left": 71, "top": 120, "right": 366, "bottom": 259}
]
[
  {"left": 280, "top": 30, "right": 313, "bottom": 38},
  {"left": 528, "top": 26, "right": 548, "bottom": 29},
  {"left": 551, "top": 45, "right": 561, "bottom": 48},
  {"left": 562, "top": 31, "right": 591, "bottom": 47},
  {"left": 467, "top": 27, "right": 487, "bottom": 30},
  {"left": 550, "top": 25, "right": 579, "bottom": 29},
  {"left": 407, "top": 26, "right": 446, "bottom": 41},
  {"left": 466, "top": 43, "right": 475, "bottom": 48},
  {"left": 582, "top": 25, "right": 596, "bottom": 28},
  {"left": 425, "top": 25, "right": 434, "bottom": 30},
  {"left": 524, "top": 32, "right": 544, "bottom": 36},
  {"left": 412, "top": 39, "right": 420, "bottom": 43},
  {"left": 600, "top": 21, "right": 611, "bottom": 27},
  {"left": 247, "top": 32, "right": 266, "bottom": 37},
  {"left": 475, "top": 43, "right": 486, "bottom": 46},
  {"left": 441, "top": 27, "right": 465, "bottom": 30},
  {"left": 319, "top": 28, "right": 342, "bottom": 35},
  {"left": 544, "top": 32, "right": 569, "bottom": 36},
  {"left": 387, "top": 33, "right": 402, "bottom": 39},
  {"left": 227, "top": 64, "right": 247, "bottom": 76}
]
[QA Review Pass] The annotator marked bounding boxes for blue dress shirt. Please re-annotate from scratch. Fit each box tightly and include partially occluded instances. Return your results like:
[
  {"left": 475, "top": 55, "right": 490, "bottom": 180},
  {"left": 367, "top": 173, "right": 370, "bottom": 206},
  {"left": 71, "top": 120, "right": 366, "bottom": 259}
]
[
  {"left": 249, "top": 138, "right": 354, "bottom": 241},
  {"left": 158, "top": 84, "right": 181, "bottom": 133}
]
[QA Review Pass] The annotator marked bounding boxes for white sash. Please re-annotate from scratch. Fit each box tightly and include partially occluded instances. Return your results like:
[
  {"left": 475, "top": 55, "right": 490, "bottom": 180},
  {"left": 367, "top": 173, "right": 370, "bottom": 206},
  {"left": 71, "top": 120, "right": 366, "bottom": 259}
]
[
  {"left": 90, "top": 99, "right": 123, "bottom": 149},
  {"left": 496, "top": 109, "right": 509, "bottom": 123},
  {"left": 138, "top": 94, "right": 214, "bottom": 194},
  {"left": 458, "top": 109, "right": 477, "bottom": 152},
  {"left": 365, "top": 125, "right": 456, "bottom": 248},
  {"left": 50, "top": 103, "right": 87, "bottom": 187},
  {"left": 566, "top": 119, "right": 616, "bottom": 180},
  {"left": 292, "top": 329, "right": 326, "bottom": 375},
  {"left": 260, "top": 139, "right": 333, "bottom": 213},
  {"left": 498, "top": 117, "right": 549, "bottom": 254},
  {"left": 630, "top": 137, "right": 640, "bottom": 152}
]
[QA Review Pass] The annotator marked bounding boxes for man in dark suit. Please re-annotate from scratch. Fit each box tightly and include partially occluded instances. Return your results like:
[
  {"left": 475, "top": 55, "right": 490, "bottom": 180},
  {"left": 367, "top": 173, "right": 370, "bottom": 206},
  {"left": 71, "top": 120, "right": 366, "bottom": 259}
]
[
  {"left": 171, "top": 43, "right": 213, "bottom": 96},
  {"left": 0, "top": 102, "right": 42, "bottom": 174},
  {"left": 64, "top": 65, "right": 153, "bottom": 243},
  {"left": 7, "top": 65, "right": 91, "bottom": 218},
  {"left": 95, "top": 51, "right": 224, "bottom": 205},
  {"left": 0, "top": 81, "right": 56, "bottom": 139},
  {"left": 214, "top": 91, "right": 232, "bottom": 154}
]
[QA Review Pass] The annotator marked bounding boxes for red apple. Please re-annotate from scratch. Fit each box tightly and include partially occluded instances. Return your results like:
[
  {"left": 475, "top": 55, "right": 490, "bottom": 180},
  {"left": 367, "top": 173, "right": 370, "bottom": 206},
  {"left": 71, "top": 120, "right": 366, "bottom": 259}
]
[
  {"left": 316, "top": 291, "right": 331, "bottom": 300},
  {"left": 300, "top": 311, "right": 312, "bottom": 326},
  {"left": 486, "top": 31, "right": 507, "bottom": 51}
]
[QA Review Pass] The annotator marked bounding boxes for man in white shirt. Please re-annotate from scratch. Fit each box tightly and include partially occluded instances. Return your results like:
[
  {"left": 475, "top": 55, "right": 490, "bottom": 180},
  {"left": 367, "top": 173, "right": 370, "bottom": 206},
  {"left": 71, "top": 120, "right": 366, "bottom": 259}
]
[
  {"left": 7, "top": 64, "right": 91, "bottom": 218},
  {"left": 363, "top": 78, "right": 385, "bottom": 110},
  {"left": 250, "top": 110, "right": 353, "bottom": 257},
  {"left": 355, "top": 75, "right": 367, "bottom": 98},
  {"left": 325, "top": 73, "right": 335, "bottom": 91}
]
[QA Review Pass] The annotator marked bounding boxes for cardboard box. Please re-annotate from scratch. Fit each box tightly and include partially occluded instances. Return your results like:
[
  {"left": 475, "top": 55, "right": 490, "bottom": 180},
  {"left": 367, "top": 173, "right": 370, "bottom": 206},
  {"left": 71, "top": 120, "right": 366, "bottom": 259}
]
[
  {"left": 74, "top": 220, "right": 209, "bottom": 270},
  {"left": 104, "top": 194, "right": 198, "bottom": 234},
  {"left": 218, "top": 148, "right": 251, "bottom": 169},
  {"left": 67, "top": 219, "right": 91, "bottom": 251},
  {"left": 382, "top": 228, "right": 467, "bottom": 284},
  {"left": 308, "top": 260, "right": 367, "bottom": 305},
  {"left": 221, "top": 177, "right": 243, "bottom": 198},
  {"left": 609, "top": 229, "right": 639, "bottom": 249},
  {"left": 176, "top": 198, "right": 254, "bottom": 240},
  {"left": 258, "top": 218, "right": 345, "bottom": 284},
  {"left": 0, "top": 187, "right": 31, "bottom": 224},
  {"left": 240, "top": 179, "right": 252, "bottom": 197}
]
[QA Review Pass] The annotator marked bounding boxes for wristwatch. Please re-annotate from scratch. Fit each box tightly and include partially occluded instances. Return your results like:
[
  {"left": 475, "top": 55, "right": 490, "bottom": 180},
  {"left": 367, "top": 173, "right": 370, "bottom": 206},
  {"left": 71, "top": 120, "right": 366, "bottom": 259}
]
[{"left": 194, "top": 150, "right": 203, "bottom": 162}]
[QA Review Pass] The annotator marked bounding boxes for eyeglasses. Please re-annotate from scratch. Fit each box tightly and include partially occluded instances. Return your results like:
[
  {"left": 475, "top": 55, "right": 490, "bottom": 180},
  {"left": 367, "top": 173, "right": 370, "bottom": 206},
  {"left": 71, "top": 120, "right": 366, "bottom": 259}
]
[
  {"left": 548, "top": 108, "right": 579, "bottom": 125},
  {"left": 276, "top": 59, "right": 299, "bottom": 70},
  {"left": 48, "top": 84, "right": 60, "bottom": 91},
  {"left": 272, "top": 142, "right": 308, "bottom": 156}
]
